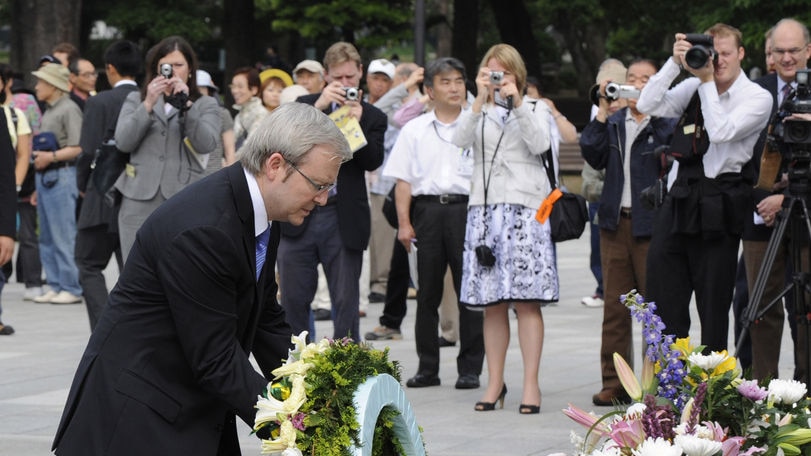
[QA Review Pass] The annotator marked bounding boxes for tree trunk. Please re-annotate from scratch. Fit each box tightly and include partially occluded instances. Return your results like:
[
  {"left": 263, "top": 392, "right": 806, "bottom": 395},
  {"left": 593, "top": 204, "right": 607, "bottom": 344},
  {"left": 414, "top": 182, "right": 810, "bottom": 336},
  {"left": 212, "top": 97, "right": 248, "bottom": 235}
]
[
  {"left": 451, "top": 0, "right": 479, "bottom": 81},
  {"left": 488, "top": 0, "right": 542, "bottom": 80},
  {"left": 11, "top": 0, "right": 82, "bottom": 88},
  {"left": 223, "top": 0, "right": 257, "bottom": 74},
  {"left": 555, "top": 10, "right": 608, "bottom": 96}
]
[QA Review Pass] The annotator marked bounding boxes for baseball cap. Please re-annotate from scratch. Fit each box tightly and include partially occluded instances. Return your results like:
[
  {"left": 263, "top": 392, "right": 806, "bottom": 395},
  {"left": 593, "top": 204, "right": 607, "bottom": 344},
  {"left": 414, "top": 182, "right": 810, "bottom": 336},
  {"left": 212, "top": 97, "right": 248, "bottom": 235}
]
[
  {"left": 196, "top": 70, "right": 218, "bottom": 91},
  {"left": 367, "top": 59, "right": 395, "bottom": 79},
  {"left": 32, "top": 63, "right": 70, "bottom": 92},
  {"left": 293, "top": 60, "right": 324, "bottom": 76},
  {"left": 38, "top": 54, "right": 59, "bottom": 66}
]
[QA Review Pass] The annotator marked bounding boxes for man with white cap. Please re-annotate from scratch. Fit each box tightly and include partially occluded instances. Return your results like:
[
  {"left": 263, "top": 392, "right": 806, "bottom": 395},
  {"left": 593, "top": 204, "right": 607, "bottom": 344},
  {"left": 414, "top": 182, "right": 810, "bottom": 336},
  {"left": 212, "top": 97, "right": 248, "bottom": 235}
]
[
  {"left": 365, "top": 58, "right": 395, "bottom": 105},
  {"left": 292, "top": 59, "right": 326, "bottom": 94},
  {"left": 30, "top": 63, "right": 84, "bottom": 305}
]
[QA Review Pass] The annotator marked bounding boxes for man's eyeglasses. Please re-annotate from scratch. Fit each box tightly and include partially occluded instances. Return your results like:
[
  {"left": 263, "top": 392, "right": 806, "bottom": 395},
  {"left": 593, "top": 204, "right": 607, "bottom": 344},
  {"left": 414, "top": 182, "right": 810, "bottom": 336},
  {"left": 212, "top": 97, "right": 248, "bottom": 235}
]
[
  {"left": 771, "top": 47, "right": 808, "bottom": 58},
  {"left": 284, "top": 158, "right": 335, "bottom": 194}
]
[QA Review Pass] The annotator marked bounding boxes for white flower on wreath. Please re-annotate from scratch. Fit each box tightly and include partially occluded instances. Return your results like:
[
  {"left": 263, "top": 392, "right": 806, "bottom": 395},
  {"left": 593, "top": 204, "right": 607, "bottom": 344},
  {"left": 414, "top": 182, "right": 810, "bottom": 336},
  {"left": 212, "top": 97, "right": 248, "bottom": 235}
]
[
  {"left": 631, "top": 437, "right": 682, "bottom": 456},
  {"left": 254, "top": 375, "right": 307, "bottom": 427},
  {"left": 673, "top": 434, "right": 722, "bottom": 456},
  {"left": 260, "top": 420, "right": 298, "bottom": 454},
  {"left": 625, "top": 403, "right": 647, "bottom": 420},
  {"left": 687, "top": 351, "right": 729, "bottom": 371},
  {"left": 768, "top": 379, "right": 808, "bottom": 405}
]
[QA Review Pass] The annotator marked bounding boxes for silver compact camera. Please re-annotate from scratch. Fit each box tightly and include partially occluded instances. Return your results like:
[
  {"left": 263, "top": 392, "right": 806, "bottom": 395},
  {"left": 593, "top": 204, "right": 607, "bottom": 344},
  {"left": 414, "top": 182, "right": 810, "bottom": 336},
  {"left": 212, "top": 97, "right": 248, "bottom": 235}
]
[
  {"left": 604, "top": 82, "right": 640, "bottom": 101},
  {"left": 489, "top": 71, "right": 504, "bottom": 85},
  {"left": 160, "top": 63, "right": 173, "bottom": 78},
  {"left": 344, "top": 87, "right": 359, "bottom": 101}
]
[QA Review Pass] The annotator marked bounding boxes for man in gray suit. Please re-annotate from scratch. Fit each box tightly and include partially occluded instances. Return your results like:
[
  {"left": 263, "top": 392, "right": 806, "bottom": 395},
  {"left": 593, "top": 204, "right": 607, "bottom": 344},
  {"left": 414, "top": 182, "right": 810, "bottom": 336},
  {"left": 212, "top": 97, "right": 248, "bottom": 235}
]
[{"left": 75, "top": 40, "right": 142, "bottom": 330}]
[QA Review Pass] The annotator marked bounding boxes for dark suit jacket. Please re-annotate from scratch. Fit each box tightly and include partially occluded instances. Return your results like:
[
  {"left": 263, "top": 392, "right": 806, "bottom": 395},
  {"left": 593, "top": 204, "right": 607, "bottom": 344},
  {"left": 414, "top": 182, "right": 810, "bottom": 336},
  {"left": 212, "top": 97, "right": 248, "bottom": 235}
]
[
  {"left": 0, "top": 108, "right": 16, "bottom": 239},
  {"left": 279, "top": 94, "right": 386, "bottom": 251},
  {"left": 76, "top": 83, "right": 139, "bottom": 230},
  {"left": 53, "top": 163, "right": 293, "bottom": 456}
]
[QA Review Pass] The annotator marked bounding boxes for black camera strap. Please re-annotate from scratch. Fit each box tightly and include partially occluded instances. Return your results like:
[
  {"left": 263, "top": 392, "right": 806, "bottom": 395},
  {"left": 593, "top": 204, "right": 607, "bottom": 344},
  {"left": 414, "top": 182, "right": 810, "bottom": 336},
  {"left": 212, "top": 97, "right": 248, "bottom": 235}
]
[{"left": 479, "top": 109, "right": 509, "bottom": 244}]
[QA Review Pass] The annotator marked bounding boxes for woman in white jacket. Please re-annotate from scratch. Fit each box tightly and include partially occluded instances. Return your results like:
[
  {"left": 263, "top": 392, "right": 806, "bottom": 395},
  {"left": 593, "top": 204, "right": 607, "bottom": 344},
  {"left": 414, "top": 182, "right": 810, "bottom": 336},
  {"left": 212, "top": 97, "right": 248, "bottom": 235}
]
[{"left": 453, "top": 43, "right": 555, "bottom": 415}]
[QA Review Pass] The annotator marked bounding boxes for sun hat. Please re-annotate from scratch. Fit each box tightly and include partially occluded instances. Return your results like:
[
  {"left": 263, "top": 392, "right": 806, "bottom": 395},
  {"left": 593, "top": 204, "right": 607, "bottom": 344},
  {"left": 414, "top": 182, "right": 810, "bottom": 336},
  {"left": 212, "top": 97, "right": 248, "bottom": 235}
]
[
  {"left": 367, "top": 59, "right": 395, "bottom": 79},
  {"left": 32, "top": 63, "right": 70, "bottom": 92},
  {"left": 292, "top": 60, "right": 324, "bottom": 77},
  {"left": 259, "top": 68, "right": 293, "bottom": 87},
  {"left": 196, "top": 69, "right": 218, "bottom": 91}
]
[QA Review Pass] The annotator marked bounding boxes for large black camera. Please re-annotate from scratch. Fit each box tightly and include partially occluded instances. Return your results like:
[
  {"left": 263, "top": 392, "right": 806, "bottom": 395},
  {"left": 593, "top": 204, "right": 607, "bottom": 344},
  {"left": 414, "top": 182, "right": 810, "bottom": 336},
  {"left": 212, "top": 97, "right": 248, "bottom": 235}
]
[
  {"left": 774, "top": 69, "right": 811, "bottom": 146},
  {"left": 684, "top": 34, "right": 718, "bottom": 70}
]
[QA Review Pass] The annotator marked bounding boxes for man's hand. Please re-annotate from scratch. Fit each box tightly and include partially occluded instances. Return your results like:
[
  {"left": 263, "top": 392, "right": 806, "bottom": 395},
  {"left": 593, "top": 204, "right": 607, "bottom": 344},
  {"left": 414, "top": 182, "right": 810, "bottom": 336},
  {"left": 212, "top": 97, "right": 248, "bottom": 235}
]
[
  {"left": 405, "top": 67, "right": 424, "bottom": 92},
  {"left": 314, "top": 81, "right": 354, "bottom": 111},
  {"left": 397, "top": 224, "right": 416, "bottom": 253},
  {"left": 758, "top": 194, "right": 784, "bottom": 227},
  {"left": 0, "top": 236, "right": 13, "bottom": 266}
]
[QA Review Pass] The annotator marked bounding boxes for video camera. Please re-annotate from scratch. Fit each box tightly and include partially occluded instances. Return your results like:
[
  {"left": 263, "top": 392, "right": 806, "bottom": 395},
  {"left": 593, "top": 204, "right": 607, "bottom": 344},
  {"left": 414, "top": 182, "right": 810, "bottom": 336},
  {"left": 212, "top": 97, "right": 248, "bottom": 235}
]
[
  {"left": 589, "top": 82, "right": 640, "bottom": 106},
  {"left": 773, "top": 69, "right": 811, "bottom": 147}
]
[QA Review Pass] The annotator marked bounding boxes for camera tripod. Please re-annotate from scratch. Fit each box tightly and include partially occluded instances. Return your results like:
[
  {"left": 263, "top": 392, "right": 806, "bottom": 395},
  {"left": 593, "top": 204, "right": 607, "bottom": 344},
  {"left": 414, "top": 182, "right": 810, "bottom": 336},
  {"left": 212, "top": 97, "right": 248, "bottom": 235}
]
[{"left": 736, "top": 167, "right": 811, "bottom": 386}]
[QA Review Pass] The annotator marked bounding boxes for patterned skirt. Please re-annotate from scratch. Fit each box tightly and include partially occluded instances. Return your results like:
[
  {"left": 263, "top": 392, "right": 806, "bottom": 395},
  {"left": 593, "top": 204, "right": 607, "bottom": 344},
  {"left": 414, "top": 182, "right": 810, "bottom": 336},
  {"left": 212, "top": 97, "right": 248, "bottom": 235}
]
[{"left": 460, "top": 203, "right": 559, "bottom": 307}]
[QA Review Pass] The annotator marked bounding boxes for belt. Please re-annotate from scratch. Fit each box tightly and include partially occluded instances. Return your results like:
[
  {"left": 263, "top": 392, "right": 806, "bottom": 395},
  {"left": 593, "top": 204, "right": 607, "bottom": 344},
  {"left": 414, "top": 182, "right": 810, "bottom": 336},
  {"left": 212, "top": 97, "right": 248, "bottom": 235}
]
[
  {"left": 39, "top": 160, "right": 76, "bottom": 173},
  {"left": 620, "top": 207, "right": 632, "bottom": 218},
  {"left": 414, "top": 194, "right": 469, "bottom": 204}
]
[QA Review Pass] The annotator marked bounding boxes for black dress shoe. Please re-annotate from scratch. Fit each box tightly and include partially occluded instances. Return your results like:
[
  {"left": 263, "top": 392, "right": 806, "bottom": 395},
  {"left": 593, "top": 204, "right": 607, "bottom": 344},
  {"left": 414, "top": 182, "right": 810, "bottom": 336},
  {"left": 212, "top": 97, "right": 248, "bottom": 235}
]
[
  {"left": 592, "top": 387, "right": 631, "bottom": 406},
  {"left": 368, "top": 292, "right": 385, "bottom": 303},
  {"left": 438, "top": 336, "right": 456, "bottom": 347},
  {"left": 455, "top": 373, "right": 480, "bottom": 389},
  {"left": 406, "top": 374, "right": 440, "bottom": 388},
  {"left": 313, "top": 308, "right": 331, "bottom": 321}
]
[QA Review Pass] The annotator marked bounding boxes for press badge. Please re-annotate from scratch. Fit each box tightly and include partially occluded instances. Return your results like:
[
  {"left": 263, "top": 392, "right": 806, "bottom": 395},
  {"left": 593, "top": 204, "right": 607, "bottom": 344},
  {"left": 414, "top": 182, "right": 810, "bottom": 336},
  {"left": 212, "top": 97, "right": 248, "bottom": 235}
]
[
  {"left": 457, "top": 148, "right": 474, "bottom": 176},
  {"left": 683, "top": 124, "right": 696, "bottom": 135},
  {"left": 125, "top": 163, "right": 136, "bottom": 177}
]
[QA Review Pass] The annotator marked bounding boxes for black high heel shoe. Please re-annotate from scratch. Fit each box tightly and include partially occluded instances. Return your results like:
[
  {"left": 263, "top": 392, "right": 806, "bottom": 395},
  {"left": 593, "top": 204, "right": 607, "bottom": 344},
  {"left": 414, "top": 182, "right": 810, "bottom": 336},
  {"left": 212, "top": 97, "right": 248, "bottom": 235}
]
[
  {"left": 474, "top": 385, "right": 507, "bottom": 411},
  {"left": 518, "top": 404, "right": 540, "bottom": 414}
]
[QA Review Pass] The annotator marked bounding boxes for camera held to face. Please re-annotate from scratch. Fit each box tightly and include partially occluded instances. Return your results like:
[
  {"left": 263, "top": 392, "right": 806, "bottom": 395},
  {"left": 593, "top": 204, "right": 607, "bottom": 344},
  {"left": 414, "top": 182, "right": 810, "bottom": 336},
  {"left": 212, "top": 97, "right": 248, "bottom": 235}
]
[
  {"left": 475, "top": 245, "right": 496, "bottom": 267},
  {"left": 344, "top": 87, "right": 359, "bottom": 101},
  {"left": 489, "top": 71, "right": 504, "bottom": 86},
  {"left": 684, "top": 33, "right": 718, "bottom": 70},
  {"left": 160, "top": 63, "right": 173, "bottom": 79},
  {"left": 588, "top": 82, "right": 640, "bottom": 106}
]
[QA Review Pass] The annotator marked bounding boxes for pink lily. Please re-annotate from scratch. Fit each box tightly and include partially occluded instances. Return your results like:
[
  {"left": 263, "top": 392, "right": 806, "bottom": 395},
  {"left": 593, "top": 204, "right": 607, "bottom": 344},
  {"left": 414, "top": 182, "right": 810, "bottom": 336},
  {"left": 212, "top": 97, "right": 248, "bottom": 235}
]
[
  {"left": 614, "top": 353, "right": 642, "bottom": 401},
  {"left": 562, "top": 403, "right": 611, "bottom": 436},
  {"left": 609, "top": 419, "right": 646, "bottom": 448}
]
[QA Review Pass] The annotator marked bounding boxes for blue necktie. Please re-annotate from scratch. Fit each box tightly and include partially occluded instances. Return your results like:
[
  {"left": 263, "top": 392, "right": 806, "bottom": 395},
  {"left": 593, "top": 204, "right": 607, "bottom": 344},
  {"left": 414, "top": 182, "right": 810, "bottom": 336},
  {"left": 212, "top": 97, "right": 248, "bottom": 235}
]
[
  {"left": 255, "top": 225, "right": 270, "bottom": 281},
  {"left": 780, "top": 83, "right": 793, "bottom": 107}
]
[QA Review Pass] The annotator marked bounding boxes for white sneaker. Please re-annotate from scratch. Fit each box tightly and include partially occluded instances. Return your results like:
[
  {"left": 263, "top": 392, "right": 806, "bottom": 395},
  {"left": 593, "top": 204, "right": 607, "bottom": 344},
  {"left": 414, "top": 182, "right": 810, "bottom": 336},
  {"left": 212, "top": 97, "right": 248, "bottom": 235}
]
[
  {"left": 50, "top": 291, "right": 83, "bottom": 304},
  {"left": 23, "top": 287, "right": 44, "bottom": 301},
  {"left": 581, "top": 295, "right": 604, "bottom": 308},
  {"left": 33, "top": 290, "right": 58, "bottom": 303}
]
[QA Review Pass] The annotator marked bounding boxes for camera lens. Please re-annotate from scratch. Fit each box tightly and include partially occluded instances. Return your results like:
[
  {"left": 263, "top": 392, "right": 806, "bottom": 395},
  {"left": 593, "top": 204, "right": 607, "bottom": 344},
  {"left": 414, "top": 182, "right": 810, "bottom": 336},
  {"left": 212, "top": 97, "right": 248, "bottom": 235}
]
[{"left": 685, "top": 46, "right": 711, "bottom": 70}]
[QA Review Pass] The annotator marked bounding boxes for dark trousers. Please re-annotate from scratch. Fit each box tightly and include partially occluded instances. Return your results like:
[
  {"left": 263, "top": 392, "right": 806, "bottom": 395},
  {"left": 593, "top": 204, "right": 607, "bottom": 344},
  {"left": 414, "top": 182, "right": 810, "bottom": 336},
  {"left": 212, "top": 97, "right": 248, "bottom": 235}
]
[
  {"left": 412, "top": 200, "right": 483, "bottom": 377},
  {"left": 588, "top": 202, "right": 603, "bottom": 297},
  {"left": 278, "top": 205, "right": 362, "bottom": 341},
  {"left": 75, "top": 225, "right": 122, "bottom": 330},
  {"left": 16, "top": 201, "right": 42, "bottom": 287},
  {"left": 598, "top": 219, "right": 649, "bottom": 390},
  {"left": 646, "top": 199, "right": 739, "bottom": 351},
  {"left": 731, "top": 255, "right": 752, "bottom": 371},
  {"left": 379, "top": 238, "right": 409, "bottom": 330}
]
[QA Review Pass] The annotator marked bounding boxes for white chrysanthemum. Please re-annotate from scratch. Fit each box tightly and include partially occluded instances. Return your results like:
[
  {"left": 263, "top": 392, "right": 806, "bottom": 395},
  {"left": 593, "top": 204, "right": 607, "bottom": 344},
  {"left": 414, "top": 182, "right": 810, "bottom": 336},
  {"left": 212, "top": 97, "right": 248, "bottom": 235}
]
[
  {"left": 591, "top": 447, "right": 623, "bottom": 456},
  {"left": 674, "top": 434, "right": 722, "bottom": 456},
  {"left": 631, "top": 437, "right": 682, "bottom": 456},
  {"left": 687, "top": 351, "right": 729, "bottom": 371},
  {"left": 768, "top": 379, "right": 808, "bottom": 405},
  {"left": 625, "top": 402, "right": 647, "bottom": 419}
]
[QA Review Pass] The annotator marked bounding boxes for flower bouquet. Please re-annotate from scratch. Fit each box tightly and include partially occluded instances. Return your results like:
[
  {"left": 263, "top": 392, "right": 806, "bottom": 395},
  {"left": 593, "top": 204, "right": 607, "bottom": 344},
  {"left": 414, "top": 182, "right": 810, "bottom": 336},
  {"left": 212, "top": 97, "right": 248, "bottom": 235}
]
[
  {"left": 254, "top": 332, "right": 407, "bottom": 456},
  {"left": 563, "top": 290, "right": 811, "bottom": 456}
]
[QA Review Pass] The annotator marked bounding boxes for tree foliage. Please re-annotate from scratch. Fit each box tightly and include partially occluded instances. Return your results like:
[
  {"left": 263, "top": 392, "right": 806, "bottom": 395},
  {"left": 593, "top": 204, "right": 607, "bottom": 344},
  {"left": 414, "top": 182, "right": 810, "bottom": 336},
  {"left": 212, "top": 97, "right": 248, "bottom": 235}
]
[{"left": 257, "top": 0, "right": 413, "bottom": 49}]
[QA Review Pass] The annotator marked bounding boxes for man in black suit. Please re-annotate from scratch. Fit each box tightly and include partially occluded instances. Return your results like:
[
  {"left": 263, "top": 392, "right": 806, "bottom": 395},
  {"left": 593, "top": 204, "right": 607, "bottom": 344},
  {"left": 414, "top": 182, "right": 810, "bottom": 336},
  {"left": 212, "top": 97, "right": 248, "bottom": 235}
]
[
  {"left": 741, "top": 18, "right": 810, "bottom": 380},
  {"left": 74, "top": 40, "right": 141, "bottom": 329},
  {"left": 280, "top": 41, "right": 386, "bottom": 341},
  {"left": 52, "top": 102, "right": 352, "bottom": 455}
]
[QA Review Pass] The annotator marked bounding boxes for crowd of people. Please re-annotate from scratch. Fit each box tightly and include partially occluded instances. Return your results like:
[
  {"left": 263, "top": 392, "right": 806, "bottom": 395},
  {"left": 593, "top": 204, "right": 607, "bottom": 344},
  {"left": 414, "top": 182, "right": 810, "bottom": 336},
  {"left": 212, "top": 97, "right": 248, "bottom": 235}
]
[{"left": 0, "top": 16, "right": 808, "bottom": 454}]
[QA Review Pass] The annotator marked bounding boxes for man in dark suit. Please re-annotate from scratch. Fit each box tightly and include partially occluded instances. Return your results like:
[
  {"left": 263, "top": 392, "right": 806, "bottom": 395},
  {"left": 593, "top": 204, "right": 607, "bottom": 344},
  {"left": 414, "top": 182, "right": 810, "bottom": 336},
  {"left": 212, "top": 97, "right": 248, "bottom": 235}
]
[
  {"left": 741, "top": 18, "right": 810, "bottom": 380},
  {"left": 279, "top": 41, "right": 386, "bottom": 341},
  {"left": 52, "top": 102, "right": 352, "bottom": 455},
  {"left": 74, "top": 40, "right": 141, "bottom": 330}
]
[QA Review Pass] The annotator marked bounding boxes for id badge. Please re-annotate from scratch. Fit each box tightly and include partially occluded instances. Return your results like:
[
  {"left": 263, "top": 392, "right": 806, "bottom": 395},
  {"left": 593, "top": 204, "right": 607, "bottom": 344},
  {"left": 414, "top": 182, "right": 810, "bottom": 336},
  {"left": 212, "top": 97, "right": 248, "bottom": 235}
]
[{"left": 457, "top": 148, "right": 474, "bottom": 176}]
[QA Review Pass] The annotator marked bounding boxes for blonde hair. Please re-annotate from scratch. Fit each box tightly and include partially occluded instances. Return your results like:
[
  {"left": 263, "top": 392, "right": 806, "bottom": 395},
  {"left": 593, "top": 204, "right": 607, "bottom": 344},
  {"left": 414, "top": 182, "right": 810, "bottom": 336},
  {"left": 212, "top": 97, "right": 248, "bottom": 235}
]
[
  {"left": 479, "top": 43, "right": 527, "bottom": 97},
  {"left": 323, "top": 42, "right": 362, "bottom": 71}
]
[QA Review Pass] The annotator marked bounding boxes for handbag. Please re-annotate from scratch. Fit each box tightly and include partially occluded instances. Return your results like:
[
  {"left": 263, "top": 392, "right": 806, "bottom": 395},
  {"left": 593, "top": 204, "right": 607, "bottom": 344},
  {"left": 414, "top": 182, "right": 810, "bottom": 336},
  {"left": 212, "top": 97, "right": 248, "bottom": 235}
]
[
  {"left": 91, "top": 139, "right": 128, "bottom": 195},
  {"left": 537, "top": 150, "right": 588, "bottom": 242}
]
